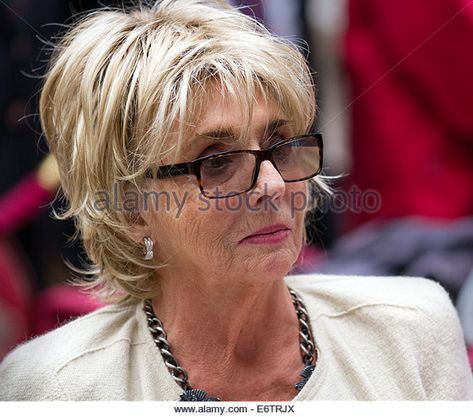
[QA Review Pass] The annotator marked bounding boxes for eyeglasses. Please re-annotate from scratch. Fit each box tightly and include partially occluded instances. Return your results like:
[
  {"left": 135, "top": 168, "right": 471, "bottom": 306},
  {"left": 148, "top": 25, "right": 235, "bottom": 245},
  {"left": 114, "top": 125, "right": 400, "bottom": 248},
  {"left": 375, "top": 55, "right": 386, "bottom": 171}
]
[{"left": 146, "top": 134, "right": 323, "bottom": 199}]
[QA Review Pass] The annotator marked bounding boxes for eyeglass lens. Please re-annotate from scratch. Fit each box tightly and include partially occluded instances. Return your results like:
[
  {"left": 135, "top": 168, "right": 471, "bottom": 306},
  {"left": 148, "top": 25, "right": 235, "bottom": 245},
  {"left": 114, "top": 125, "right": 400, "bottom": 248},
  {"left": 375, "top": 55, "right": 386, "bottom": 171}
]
[{"left": 200, "top": 136, "right": 321, "bottom": 198}]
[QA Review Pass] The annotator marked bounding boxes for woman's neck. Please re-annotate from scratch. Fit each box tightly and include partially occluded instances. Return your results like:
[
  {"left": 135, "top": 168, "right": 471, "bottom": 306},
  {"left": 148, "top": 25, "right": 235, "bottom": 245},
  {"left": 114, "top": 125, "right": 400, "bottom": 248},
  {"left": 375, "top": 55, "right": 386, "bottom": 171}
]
[{"left": 150, "top": 269, "right": 304, "bottom": 400}]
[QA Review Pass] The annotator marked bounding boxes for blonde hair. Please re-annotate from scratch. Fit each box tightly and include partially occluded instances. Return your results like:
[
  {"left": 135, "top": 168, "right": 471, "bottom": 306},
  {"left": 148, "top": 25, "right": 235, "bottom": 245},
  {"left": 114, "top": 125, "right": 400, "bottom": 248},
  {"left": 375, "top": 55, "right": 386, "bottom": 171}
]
[{"left": 40, "top": 0, "right": 320, "bottom": 302}]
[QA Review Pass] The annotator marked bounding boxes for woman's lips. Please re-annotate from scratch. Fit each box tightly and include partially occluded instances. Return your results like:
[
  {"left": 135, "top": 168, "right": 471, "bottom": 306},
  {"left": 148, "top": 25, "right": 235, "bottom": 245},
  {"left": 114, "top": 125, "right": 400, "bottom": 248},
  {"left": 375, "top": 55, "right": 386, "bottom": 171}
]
[{"left": 239, "top": 224, "right": 291, "bottom": 245}]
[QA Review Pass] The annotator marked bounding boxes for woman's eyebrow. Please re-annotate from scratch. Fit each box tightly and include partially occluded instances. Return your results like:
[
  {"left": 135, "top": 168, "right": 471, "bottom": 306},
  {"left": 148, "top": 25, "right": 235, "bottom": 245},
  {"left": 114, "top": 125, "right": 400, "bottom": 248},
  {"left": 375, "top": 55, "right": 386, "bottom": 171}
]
[{"left": 195, "top": 128, "right": 235, "bottom": 140}]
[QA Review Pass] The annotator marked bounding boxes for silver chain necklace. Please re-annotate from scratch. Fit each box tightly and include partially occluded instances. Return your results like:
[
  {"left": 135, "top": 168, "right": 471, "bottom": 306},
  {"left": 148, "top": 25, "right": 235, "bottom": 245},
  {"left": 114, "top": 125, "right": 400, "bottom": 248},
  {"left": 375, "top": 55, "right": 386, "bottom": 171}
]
[{"left": 144, "top": 287, "right": 318, "bottom": 401}]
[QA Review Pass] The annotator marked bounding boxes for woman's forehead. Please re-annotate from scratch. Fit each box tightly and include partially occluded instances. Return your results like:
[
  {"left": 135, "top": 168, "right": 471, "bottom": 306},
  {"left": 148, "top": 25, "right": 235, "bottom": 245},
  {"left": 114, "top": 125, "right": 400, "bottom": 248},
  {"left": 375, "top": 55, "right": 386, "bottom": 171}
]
[{"left": 194, "top": 93, "right": 288, "bottom": 136}]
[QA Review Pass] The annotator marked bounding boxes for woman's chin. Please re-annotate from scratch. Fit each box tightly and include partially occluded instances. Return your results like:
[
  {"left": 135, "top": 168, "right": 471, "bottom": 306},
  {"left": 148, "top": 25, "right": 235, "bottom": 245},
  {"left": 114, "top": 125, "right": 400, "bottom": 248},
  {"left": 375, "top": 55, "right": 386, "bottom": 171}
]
[{"left": 242, "top": 249, "right": 298, "bottom": 280}]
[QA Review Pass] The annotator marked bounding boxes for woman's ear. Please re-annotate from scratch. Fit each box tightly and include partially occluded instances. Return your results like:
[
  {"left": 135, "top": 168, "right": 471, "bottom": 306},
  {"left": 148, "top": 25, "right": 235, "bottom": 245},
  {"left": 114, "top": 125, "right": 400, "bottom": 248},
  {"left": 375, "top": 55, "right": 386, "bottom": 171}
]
[
  {"left": 123, "top": 183, "right": 154, "bottom": 244},
  {"left": 127, "top": 212, "right": 151, "bottom": 244}
]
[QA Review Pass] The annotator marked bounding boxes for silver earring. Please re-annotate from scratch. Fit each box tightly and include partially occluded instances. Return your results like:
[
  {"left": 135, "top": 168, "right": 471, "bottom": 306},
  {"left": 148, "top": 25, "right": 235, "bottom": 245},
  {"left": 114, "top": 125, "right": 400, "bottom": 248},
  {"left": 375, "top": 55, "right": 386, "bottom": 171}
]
[{"left": 143, "top": 236, "right": 154, "bottom": 260}]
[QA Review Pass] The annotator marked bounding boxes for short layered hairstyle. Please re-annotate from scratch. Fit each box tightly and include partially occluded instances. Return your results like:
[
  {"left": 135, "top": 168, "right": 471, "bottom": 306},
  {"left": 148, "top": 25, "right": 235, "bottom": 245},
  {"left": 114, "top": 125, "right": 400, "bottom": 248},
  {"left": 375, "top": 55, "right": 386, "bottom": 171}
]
[{"left": 40, "top": 0, "right": 321, "bottom": 301}]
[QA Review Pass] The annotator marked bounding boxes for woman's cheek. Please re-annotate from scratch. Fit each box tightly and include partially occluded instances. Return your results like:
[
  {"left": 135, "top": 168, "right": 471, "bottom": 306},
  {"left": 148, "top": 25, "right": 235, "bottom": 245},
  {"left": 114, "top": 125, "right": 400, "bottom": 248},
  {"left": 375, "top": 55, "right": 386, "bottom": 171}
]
[{"left": 287, "top": 183, "right": 309, "bottom": 219}]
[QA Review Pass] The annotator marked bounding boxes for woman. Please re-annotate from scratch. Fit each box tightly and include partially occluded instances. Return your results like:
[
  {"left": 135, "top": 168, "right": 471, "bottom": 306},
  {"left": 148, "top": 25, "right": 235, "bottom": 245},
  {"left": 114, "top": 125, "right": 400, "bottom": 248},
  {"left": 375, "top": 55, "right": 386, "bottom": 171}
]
[{"left": 0, "top": 0, "right": 472, "bottom": 401}]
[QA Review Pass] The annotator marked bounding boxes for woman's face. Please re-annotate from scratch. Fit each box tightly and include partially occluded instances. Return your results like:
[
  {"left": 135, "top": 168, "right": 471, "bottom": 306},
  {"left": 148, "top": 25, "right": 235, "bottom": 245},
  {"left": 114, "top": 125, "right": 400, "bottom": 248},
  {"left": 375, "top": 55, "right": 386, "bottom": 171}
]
[{"left": 141, "top": 92, "right": 309, "bottom": 288}]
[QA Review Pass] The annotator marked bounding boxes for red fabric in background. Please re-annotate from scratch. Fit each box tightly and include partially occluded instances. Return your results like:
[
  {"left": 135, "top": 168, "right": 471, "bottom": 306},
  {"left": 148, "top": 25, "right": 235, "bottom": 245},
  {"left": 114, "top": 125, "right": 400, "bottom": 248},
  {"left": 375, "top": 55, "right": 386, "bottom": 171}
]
[
  {"left": 343, "top": 0, "right": 473, "bottom": 231},
  {"left": 0, "top": 173, "right": 102, "bottom": 356},
  {"left": 0, "top": 173, "right": 52, "bottom": 236},
  {"left": 0, "top": 173, "right": 51, "bottom": 359},
  {"left": 468, "top": 346, "right": 473, "bottom": 370}
]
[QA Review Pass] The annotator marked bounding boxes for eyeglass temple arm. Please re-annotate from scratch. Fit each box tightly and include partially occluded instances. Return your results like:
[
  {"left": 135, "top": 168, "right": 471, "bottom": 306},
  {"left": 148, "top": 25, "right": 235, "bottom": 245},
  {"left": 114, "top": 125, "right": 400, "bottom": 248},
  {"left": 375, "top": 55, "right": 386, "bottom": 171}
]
[{"left": 145, "top": 162, "right": 193, "bottom": 179}]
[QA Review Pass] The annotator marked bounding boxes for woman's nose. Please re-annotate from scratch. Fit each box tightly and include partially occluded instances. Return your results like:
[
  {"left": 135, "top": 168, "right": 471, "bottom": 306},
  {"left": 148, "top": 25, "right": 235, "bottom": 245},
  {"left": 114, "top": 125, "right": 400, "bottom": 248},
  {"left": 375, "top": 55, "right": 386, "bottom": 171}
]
[{"left": 247, "top": 160, "right": 286, "bottom": 207}]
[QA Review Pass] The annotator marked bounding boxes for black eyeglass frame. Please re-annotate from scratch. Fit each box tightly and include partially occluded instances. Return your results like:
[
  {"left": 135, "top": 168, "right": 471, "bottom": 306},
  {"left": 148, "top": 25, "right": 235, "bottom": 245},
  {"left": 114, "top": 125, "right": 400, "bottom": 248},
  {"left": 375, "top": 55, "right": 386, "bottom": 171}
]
[{"left": 145, "top": 133, "right": 323, "bottom": 199}]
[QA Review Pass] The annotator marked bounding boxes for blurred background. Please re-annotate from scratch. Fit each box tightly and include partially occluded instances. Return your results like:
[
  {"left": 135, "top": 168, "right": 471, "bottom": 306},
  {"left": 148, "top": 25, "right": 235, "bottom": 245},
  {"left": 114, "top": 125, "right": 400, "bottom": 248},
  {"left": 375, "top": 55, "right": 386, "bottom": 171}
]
[{"left": 0, "top": 0, "right": 472, "bottom": 367}]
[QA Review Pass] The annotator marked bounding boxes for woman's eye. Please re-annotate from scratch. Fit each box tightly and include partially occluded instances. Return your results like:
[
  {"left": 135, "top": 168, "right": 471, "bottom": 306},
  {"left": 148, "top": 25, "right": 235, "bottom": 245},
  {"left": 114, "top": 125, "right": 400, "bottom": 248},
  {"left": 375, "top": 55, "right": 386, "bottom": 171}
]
[
  {"left": 202, "top": 155, "right": 236, "bottom": 172},
  {"left": 273, "top": 146, "right": 292, "bottom": 161},
  {"left": 205, "top": 157, "right": 227, "bottom": 170}
]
